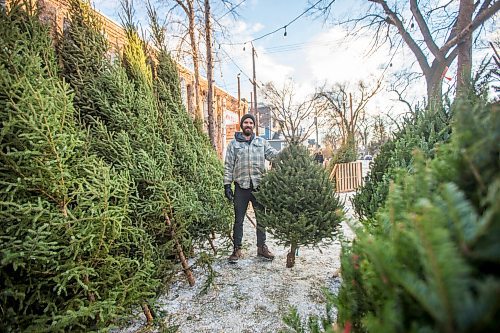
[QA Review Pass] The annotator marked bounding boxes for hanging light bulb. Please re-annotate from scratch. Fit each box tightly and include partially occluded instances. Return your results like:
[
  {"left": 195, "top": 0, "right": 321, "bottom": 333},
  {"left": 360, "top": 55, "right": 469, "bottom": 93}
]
[
  {"left": 243, "top": 43, "right": 246, "bottom": 51},
  {"left": 284, "top": 26, "right": 287, "bottom": 37}
]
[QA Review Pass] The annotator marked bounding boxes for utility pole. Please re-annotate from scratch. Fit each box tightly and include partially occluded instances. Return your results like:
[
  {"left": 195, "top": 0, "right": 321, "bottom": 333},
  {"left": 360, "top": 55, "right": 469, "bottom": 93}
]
[
  {"left": 237, "top": 73, "right": 241, "bottom": 118},
  {"left": 252, "top": 43, "right": 258, "bottom": 135},
  {"left": 250, "top": 92, "right": 253, "bottom": 112},
  {"left": 315, "top": 115, "right": 319, "bottom": 149}
]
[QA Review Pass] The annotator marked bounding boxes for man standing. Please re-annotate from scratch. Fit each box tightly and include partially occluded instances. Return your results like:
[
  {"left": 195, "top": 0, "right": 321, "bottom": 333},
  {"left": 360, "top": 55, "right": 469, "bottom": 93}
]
[{"left": 224, "top": 113, "right": 279, "bottom": 263}]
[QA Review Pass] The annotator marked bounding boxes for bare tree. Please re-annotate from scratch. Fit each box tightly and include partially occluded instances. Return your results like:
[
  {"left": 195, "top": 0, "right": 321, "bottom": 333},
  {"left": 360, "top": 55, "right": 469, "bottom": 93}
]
[
  {"left": 356, "top": 111, "right": 371, "bottom": 154},
  {"left": 368, "top": 114, "right": 391, "bottom": 154},
  {"left": 260, "top": 79, "right": 322, "bottom": 144},
  {"left": 314, "top": 0, "right": 500, "bottom": 108},
  {"left": 159, "top": 0, "right": 240, "bottom": 149},
  {"left": 167, "top": 0, "right": 204, "bottom": 123},
  {"left": 315, "top": 80, "right": 382, "bottom": 147},
  {"left": 204, "top": 0, "right": 216, "bottom": 149}
]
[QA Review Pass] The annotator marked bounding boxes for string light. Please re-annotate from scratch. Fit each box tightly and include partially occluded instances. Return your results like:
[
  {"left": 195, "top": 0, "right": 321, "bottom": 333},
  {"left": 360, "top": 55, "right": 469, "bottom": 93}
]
[
  {"left": 211, "top": 0, "right": 330, "bottom": 95},
  {"left": 220, "top": 0, "right": 323, "bottom": 47}
]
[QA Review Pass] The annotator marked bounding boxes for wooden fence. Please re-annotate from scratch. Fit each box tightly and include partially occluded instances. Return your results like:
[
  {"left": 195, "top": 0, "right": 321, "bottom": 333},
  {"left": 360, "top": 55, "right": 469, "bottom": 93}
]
[{"left": 329, "top": 161, "right": 363, "bottom": 193}]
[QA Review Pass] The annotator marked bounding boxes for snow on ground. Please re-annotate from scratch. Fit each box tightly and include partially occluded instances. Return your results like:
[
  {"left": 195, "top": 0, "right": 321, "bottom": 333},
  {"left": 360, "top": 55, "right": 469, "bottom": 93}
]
[{"left": 119, "top": 192, "right": 357, "bottom": 333}]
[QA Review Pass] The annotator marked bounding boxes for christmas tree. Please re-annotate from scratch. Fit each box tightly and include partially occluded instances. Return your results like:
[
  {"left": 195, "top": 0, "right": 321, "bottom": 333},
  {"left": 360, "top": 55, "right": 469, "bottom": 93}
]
[
  {"left": 147, "top": 5, "right": 232, "bottom": 251},
  {"left": 57, "top": 0, "right": 109, "bottom": 124},
  {"left": 0, "top": 6, "right": 157, "bottom": 331},
  {"left": 334, "top": 95, "right": 499, "bottom": 332},
  {"left": 56, "top": 0, "right": 182, "bottom": 287},
  {"left": 255, "top": 144, "right": 344, "bottom": 267},
  {"left": 57, "top": 0, "right": 232, "bottom": 289},
  {"left": 352, "top": 106, "right": 451, "bottom": 220}
]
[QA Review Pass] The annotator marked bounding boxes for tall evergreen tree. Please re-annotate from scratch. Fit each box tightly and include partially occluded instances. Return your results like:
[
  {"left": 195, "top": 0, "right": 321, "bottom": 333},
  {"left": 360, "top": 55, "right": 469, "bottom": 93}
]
[
  {"left": 256, "top": 144, "right": 344, "bottom": 267},
  {"left": 57, "top": 0, "right": 231, "bottom": 289},
  {"left": 57, "top": 0, "right": 188, "bottom": 287},
  {"left": 57, "top": 0, "right": 108, "bottom": 123},
  {"left": 352, "top": 106, "right": 452, "bottom": 220},
  {"left": 334, "top": 95, "right": 499, "bottom": 333},
  {"left": 147, "top": 4, "right": 232, "bottom": 251},
  {"left": 0, "top": 6, "right": 157, "bottom": 331}
]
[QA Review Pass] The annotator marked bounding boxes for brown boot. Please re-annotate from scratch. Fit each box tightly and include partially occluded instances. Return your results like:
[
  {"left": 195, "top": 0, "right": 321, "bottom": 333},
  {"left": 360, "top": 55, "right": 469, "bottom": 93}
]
[
  {"left": 228, "top": 248, "right": 242, "bottom": 263},
  {"left": 257, "top": 244, "right": 275, "bottom": 260}
]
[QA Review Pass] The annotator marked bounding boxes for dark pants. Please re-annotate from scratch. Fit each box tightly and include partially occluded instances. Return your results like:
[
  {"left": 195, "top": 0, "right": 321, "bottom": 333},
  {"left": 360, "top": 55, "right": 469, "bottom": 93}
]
[{"left": 233, "top": 182, "right": 266, "bottom": 249}]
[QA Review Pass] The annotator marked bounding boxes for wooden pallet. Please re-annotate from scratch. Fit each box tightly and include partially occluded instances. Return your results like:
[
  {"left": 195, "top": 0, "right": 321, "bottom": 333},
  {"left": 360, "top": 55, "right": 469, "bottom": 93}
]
[{"left": 330, "top": 161, "right": 363, "bottom": 192}]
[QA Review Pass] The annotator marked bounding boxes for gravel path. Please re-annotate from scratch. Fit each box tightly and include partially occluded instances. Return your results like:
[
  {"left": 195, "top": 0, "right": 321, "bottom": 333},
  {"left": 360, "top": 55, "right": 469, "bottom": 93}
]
[{"left": 120, "top": 192, "right": 356, "bottom": 333}]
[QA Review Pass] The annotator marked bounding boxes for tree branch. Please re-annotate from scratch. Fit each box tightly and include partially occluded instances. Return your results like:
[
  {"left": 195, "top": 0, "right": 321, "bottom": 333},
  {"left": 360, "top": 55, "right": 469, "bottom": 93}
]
[
  {"left": 442, "top": 0, "right": 500, "bottom": 54},
  {"left": 410, "top": 0, "right": 441, "bottom": 60},
  {"left": 369, "top": 0, "right": 431, "bottom": 74}
]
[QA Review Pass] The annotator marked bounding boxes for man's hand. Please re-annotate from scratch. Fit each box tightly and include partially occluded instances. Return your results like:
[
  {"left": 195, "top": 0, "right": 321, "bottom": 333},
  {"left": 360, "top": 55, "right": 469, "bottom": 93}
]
[{"left": 224, "top": 184, "right": 234, "bottom": 202}]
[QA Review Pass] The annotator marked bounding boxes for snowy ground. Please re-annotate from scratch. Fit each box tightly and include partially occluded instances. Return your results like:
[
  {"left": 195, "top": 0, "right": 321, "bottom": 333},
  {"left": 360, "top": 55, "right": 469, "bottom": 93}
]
[{"left": 119, "top": 192, "right": 357, "bottom": 333}]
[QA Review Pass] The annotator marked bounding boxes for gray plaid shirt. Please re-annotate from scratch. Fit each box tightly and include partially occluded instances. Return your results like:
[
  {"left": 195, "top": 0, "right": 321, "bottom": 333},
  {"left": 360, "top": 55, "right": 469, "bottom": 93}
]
[{"left": 224, "top": 134, "right": 279, "bottom": 189}]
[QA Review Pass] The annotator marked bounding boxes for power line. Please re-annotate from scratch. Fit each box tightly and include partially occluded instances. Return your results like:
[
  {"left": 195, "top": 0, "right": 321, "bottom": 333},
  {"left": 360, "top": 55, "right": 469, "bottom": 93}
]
[
  {"left": 218, "top": 44, "right": 252, "bottom": 81},
  {"left": 218, "top": 0, "right": 247, "bottom": 20},
  {"left": 212, "top": 0, "right": 330, "bottom": 93},
  {"left": 262, "top": 41, "right": 338, "bottom": 54},
  {"left": 221, "top": 0, "right": 326, "bottom": 47}
]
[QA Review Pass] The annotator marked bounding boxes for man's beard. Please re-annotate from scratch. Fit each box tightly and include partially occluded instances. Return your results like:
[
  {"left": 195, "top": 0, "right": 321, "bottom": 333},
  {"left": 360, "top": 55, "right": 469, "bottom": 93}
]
[{"left": 243, "top": 127, "right": 253, "bottom": 136}]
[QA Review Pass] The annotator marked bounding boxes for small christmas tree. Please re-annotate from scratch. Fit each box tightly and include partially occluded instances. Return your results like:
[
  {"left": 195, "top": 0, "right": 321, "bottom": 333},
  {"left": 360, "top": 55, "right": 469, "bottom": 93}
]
[{"left": 255, "top": 144, "right": 344, "bottom": 268}]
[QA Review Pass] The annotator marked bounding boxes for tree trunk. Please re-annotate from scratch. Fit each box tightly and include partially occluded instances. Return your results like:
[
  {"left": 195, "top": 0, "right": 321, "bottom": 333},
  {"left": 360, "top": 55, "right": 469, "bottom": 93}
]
[
  {"left": 425, "top": 63, "right": 445, "bottom": 110},
  {"left": 205, "top": 0, "right": 216, "bottom": 149},
  {"left": 186, "top": 0, "right": 203, "bottom": 123},
  {"left": 208, "top": 230, "right": 217, "bottom": 255},
  {"left": 187, "top": 83, "right": 194, "bottom": 117},
  {"left": 83, "top": 275, "right": 96, "bottom": 303},
  {"left": 456, "top": 0, "right": 474, "bottom": 97},
  {"left": 142, "top": 303, "right": 154, "bottom": 324},
  {"left": 286, "top": 243, "right": 298, "bottom": 268},
  {"left": 164, "top": 210, "right": 195, "bottom": 286}
]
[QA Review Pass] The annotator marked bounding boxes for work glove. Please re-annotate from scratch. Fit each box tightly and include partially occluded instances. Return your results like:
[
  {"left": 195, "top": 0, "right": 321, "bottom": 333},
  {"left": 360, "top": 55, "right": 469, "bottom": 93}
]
[{"left": 224, "top": 184, "right": 234, "bottom": 202}]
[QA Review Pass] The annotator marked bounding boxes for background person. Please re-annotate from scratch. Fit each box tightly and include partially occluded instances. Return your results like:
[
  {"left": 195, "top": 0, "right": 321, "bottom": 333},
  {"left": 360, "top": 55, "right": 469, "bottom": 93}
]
[{"left": 314, "top": 149, "right": 324, "bottom": 164}]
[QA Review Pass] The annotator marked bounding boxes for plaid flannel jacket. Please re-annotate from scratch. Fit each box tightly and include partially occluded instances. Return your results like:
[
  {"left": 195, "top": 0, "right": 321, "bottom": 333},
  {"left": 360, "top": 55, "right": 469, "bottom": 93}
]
[{"left": 224, "top": 135, "right": 278, "bottom": 189}]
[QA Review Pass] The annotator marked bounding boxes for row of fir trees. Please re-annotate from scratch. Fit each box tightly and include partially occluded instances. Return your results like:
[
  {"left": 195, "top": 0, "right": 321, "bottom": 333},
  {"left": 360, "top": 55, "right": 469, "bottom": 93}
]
[
  {"left": 283, "top": 88, "right": 499, "bottom": 331},
  {"left": 335, "top": 93, "right": 499, "bottom": 333},
  {"left": 0, "top": 1, "right": 232, "bottom": 331}
]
